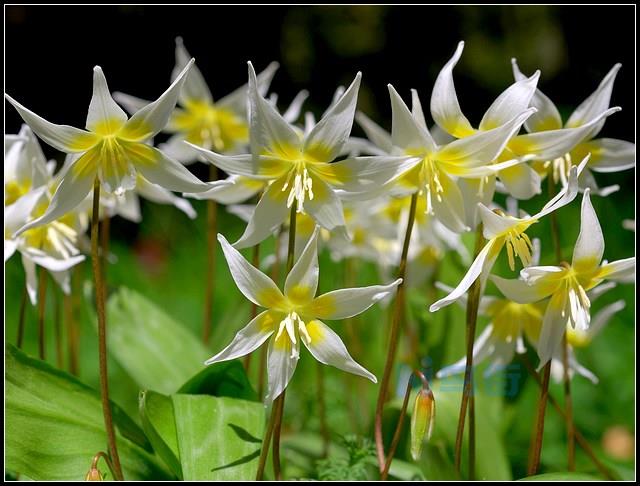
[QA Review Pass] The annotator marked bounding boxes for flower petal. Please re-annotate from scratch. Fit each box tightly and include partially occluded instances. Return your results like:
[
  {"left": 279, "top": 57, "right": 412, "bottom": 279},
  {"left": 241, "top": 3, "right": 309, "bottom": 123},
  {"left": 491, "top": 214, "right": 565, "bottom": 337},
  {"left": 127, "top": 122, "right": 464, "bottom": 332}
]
[
  {"left": 480, "top": 70, "right": 540, "bottom": 131},
  {"left": 302, "top": 319, "right": 376, "bottom": 382},
  {"left": 204, "top": 310, "right": 277, "bottom": 365},
  {"left": 284, "top": 227, "right": 320, "bottom": 304},
  {"left": 22, "top": 254, "right": 38, "bottom": 305},
  {"left": 492, "top": 271, "right": 561, "bottom": 304},
  {"left": 5, "top": 94, "right": 99, "bottom": 153},
  {"left": 388, "top": 84, "right": 437, "bottom": 153},
  {"left": 327, "top": 155, "right": 422, "bottom": 192},
  {"left": 186, "top": 142, "right": 287, "bottom": 179},
  {"left": 355, "top": 111, "right": 393, "bottom": 153},
  {"left": 566, "top": 63, "right": 621, "bottom": 138},
  {"left": 217, "top": 61, "right": 279, "bottom": 115},
  {"left": 430, "top": 41, "right": 475, "bottom": 138},
  {"left": 265, "top": 333, "right": 300, "bottom": 403},
  {"left": 111, "top": 92, "right": 150, "bottom": 116},
  {"left": 4, "top": 186, "right": 47, "bottom": 235},
  {"left": 536, "top": 291, "right": 568, "bottom": 367},
  {"left": 597, "top": 257, "right": 635, "bottom": 283},
  {"left": 436, "top": 324, "right": 495, "bottom": 378},
  {"left": 122, "top": 59, "right": 195, "bottom": 141},
  {"left": 158, "top": 135, "right": 200, "bottom": 165},
  {"left": 498, "top": 162, "right": 542, "bottom": 199},
  {"left": 303, "top": 73, "right": 361, "bottom": 161},
  {"left": 218, "top": 233, "right": 285, "bottom": 308},
  {"left": 14, "top": 158, "right": 97, "bottom": 236},
  {"left": 185, "top": 175, "right": 264, "bottom": 204},
  {"left": 511, "top": 58, "right": 562, "bottom": 132},
  {"left": 307, "top": 278, "right": 401, "bottom": 320},
  {"left": 578, "top": 138, "right": 635, "bottom": 173},
  {"left": 129, "top": 144, "right": 212, "bottom": 193},
  {"left": 136, "top": 176, "right": 197, "bottom": 219},
  {"left": 431, "top": 171, "right": 469, "bottom": 233},
  {"left": 303, "top": 174, "right": 347, "bottom": 231},
  {"left": 86, "top": 66, "right": 128, "bottom": 133},
  {"left": 171, "top": 37, "right": 213, "bottom": 104},
  {"left": 233, "top": 173, "right": 290, "bottom": 249},
  {"left": 507, "top": 107, "right": 621, "bottom": 161},
  {"left": 26, "top": 252, "right": 85, "bottom": 272},
  {"left": 571, "top": 189, "right": 604, "bottom": 272},
  {"left": 282, "top": 90, "right": 309, "bottom": 124},
  {"left": 247, "top": 61, "right": 300, "bottom": 156},
  {"left": 458, "top": 177, "right": 496, "bottom": 230},
  {"left": 429, "top": 239, "right": 499, "bottom": 312}
]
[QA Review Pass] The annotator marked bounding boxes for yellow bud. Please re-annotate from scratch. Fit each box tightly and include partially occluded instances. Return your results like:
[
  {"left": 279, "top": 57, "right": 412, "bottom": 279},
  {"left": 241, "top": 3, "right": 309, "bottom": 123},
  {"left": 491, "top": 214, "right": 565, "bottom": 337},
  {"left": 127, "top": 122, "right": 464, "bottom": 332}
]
[
  {"left": 410, "top": 388, "right": 436, "bottom": 461},
  {"left": 85, "top": 467, "right": 103, "bottom": 481}
]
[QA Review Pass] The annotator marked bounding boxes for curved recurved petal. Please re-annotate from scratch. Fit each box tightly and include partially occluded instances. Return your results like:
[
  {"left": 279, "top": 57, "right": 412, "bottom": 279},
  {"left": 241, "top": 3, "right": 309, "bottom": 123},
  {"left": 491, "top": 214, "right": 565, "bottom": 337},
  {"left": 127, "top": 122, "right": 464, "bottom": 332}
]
[
  {"left": 15, "top": 156, "right": 97, "bottom": 236},
  {"left": 480, "top": 71, "right": 540, "bottom": 131},
  {"left": 536, "top": 291, "right": 568, "bottom": 367},
  {"left": 5, "top": 95, "right": 99, "bottom": 153},
  {"left": 126, "top": 143, "right": 212, "bottom": 193},
  {"left": 508, "top": 107, "right": 621, "bottom": 161},
  {"left": 265, "top": 333, "right": 300, "bottom": 403},
  {"left": 217, "top": 61, "right": 279, "bottom": 115},
  {"left": 388, "top": 84, "right": 436, "bottom": 153},
  {"left": 511, "top": 58, "right": 562, "bottom": 133},
  {"left": 306, "top": 278, "right": 401, "bottom": 320},
  {"left": 26, "top": 253, "right": 85, "bottom": 272},
  {"left": 577, "top": 138, "right": 635, "bottom": 173},
  {"left": 136, "top": 176, "right": 197, "bottom": 219},
  {"left": 572, "top": 190, "right": 604, "bottom": 272},
  {"left": 184, "top": 175, "right": 264, "bottom": 204},
  {"left": 4, "top": 186, "right": 47, "bottom": 235},
  {"left": 86, "top": 66, "right": 128, "bottom": 133},
  {"left": 187, "top": 142, "right": 288, "bottom": 179},
  {"left": 429, "top": 239, "right": 499, "bottom": 312},
  {"left": 498, "top": 162, "right": 542, "bottom": 200},
  {"left": 303, "top": 174, "right": 346, "bottom": 231},
  {"left": 492, "top": 271, "right": 562, "bottom": 304},
  {"left": 436, "top": 324, "right": 495, "bottom": 378},
  {"left": 328, "top": 155, "right": 422, "bottom": 193},
  {"left": 172, "top": 37, "right": 212, "bottom": 104},
  {"left": 233, "top": 173, "right": 290, "bottom": 249},
  {"left": 205, "top": 310, "right": 277, "bottom": 365},
  {"left": 431, "top": 171, "right": 469, "bottom": 233},
  {"left": 111, "top": 92, "right": 151, "bottom": 117},
  {"left": 303, "top": 73, "right": 361, "bottom": 161},
  {"left": 597, "top": 257, "right": 635, "bottom": 283},
  {"left": 430, "top": 41, "right": 475, "bottom": 138},
  {"left": 217, "top": 233, "right": 285, "bottom": 308},
  {"left": 355, "top": 111, "right": 393, "bottom": 153},
  {"left": 566, "top": 63, "right": 621, "bottom": 139},
  {"left": 284, "top": 228, "right": 320, "bottom": 304},
  {"left": 123, "top": 59, "right": 195, "bottom": 141},
  {"left": 302, "top": 319, "right": 376, "bottom": 382}
]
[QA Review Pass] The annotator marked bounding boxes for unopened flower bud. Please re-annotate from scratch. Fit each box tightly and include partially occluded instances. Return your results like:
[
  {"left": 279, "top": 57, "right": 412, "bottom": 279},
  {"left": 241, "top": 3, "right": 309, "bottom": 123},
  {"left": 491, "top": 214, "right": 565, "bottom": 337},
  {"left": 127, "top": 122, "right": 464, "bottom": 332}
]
[
  {"left": 410, "top": 388, "right": 435, "bottom": 461},
  {"left": 85, "top": 466, "right": 103, "bottom": 481}
]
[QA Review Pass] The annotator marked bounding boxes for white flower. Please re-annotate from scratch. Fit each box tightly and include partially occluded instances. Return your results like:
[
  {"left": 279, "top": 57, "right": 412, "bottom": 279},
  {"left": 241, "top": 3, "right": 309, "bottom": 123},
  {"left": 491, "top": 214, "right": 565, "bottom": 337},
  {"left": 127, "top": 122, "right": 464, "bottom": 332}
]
[
  {"left": 6, "top": 60, "right": 225, "bottom": 236},
  {"left": 491, "top": 189, "right": 635, "bottom": 366},
  {"left": 205, "top": 227, "right": 402, "bottom": 403}
]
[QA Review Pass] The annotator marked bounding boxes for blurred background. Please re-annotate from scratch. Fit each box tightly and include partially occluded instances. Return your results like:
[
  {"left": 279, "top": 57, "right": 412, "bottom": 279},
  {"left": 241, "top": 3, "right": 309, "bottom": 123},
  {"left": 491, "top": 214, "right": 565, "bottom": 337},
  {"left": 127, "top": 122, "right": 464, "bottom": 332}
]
[{"left": 5, "top": 5, "right": 635, "bottom": 480}]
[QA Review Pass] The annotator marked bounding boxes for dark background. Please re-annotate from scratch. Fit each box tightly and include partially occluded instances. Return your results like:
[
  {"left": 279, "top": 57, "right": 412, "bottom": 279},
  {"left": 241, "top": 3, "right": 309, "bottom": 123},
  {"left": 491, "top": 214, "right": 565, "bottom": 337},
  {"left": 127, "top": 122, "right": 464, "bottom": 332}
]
[{"left": 5, "top": 5, "right": 635, "bottom": 143}]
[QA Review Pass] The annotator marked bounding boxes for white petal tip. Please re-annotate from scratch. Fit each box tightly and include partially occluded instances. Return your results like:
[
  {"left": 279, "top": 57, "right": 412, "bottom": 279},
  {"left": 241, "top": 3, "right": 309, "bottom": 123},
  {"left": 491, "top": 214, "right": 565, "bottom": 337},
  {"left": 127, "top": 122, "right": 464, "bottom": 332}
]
[
  {"left": 175, "top": 36, "right": 184, "bottom": 45},
  {"left": 93, "top": 65, "right": 102, "bottom": 73}
]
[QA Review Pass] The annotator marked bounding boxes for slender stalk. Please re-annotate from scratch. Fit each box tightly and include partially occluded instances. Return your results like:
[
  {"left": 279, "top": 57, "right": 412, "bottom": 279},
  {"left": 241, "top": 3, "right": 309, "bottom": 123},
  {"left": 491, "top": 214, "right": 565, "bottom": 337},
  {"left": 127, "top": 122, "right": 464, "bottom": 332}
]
[
  {"left": 317, "top": 362, "right": 330, "bottom": 457},
  {"left": 54, "top": 286, "right": 63, "bottom": 368},
  {"left": 562, "top": 334, "right": 576, "bottom": 470},
  {"left": 453, "top": 224, "right": 484, "bottom": 477},
  {"left": 87, "top": 451, "right": 118, "bottom": 481},
  {"left": 528, "top": 361, "right": 551, "bottom": 475},
  {"left": 91, "top": 179, "right": 124, "bottom": 481},
  {"left": 374, "top": 192, "right": 418, "bottom": 471},
  {"left": 16, "top": 285, "right": 28, "bottom": 348},
  {"left": 37, "top": 268, "right": 48, "bottom": 360},
  {"left": 255, "top": 398, "right": 277, "bottom": 481},
  {"left": 101, "top": 215, "right": 111, "bottom": 279},
  {"left": 244, "top": 242, "right": 262, "bottom": 372},
  {"left": 519, "top": 356, "right": 615, "bottom": 480},
  {"left": 272, "top": 390, "right": 286, "bottom": 480},
  {"left": 380, "top": 373, "right": 414, "bottom": 480},
  {"left": 203, "top": 165, "right": 219, "bottom": 344}
]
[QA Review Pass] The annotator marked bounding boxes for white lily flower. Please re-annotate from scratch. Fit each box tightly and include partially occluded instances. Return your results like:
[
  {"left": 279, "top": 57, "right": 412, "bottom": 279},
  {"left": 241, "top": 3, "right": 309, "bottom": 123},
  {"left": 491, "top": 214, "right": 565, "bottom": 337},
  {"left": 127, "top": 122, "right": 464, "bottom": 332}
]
[
  {"left": 511, "top": 59, "right": 633, "bottom": 196},
  {"left": 188, "top": 62, "right": 418, "bottom": 249},
  {"left": 113, "top": 37, "right": 279, "bottom": 164},
  {"left": 6, "top": 60, "right": 223, "bottom": 236},
  {"left": 430, "top": 156, "right": 587, "bottom": 312},
  {"left": 491, "top": 189, "right": 635, "bottom": 366},
  {"left": 206, "top": 228, "right": 402, "bottom": 403}
]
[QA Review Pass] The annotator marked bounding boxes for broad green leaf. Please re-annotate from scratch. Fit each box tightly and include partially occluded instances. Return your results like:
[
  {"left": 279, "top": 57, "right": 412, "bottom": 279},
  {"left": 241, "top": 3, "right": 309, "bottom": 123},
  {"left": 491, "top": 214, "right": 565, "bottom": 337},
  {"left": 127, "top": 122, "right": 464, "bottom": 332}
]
[
  {"left": 5, "top": 344, "right": 170, "bottom": 481},
  {"left": 178, "top": 360, "right": 257, "bottom": 400},
  {"left": 139, "top": 391, "right": 182, "bottom": 479},
  {"left": 172, "top": 394, "right": 265, "bottom": 480},
  {"left": 518, "top": 472, "right": 601, "bottom": 481},
  {"left": 106, "top": 287, "right": 210, "bottom": 394}
]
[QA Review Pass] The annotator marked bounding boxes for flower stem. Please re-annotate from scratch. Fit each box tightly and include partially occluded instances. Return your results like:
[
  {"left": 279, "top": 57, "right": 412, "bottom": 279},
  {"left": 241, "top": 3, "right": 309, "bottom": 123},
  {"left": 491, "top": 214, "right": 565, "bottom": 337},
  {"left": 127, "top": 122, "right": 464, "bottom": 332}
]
[
  {"left": 453, "top": 223, "right": 484, "bottom": 478},
  {"left": 562, "top": 334, "right": 576, "bottom": 470},
  {"left": 101, "top": 215, "right": 110, "bottom": 279},
  {"left": 528, "top": 361, "right": 551, "bottom": 475},
  {"left": 519, "top": 355, "right": 615, "bottom": 480},
  {"left": 91, "top": 178, "right": 124, "bottom": 481},
  {"left": 272, "top": 390, "right": 286, "bottom": 480},
  {"left": 37, "top": 267, "right": 48, "bottom": 360},
  {"left": 203, "top": 165, "right": 219, "bottom": 344},
  {"left": 16, "top": 285, "right": 28, "bottom": 349},
  {"left": 374, "top": 192, "right": 418, "bottom": 471}
]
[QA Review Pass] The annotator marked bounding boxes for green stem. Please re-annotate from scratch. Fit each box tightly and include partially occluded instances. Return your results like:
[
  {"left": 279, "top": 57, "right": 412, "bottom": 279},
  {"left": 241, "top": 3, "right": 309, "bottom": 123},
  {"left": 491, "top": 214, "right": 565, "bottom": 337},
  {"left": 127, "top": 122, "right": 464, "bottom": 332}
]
[
  {"left": 453, "top": 224, "right": 484, "bottom": 478},
  {"left": 562, "top": 334, "right": 576, "bottom": 471},
  {"left": 16, "top": 285, "right": 28, "bottom": 349},
  {"left": 380, "top": 372, "right": 414, "bottom": 480},
  {"left": 374, "top": 192, "right": 418, "bottom": 471},
  {"left": 37, "top": 268, "right": 48, "bottom": 360},
  {"left": 272, "top": 390, "right": 286, "bottom": 480},
  {"left": 91, "top": 179, "right": 124, "bottom": 481},
  {"left": 203, "top": 165, "right": 219, "bottom": 344},
  {"left": 528, "top": 361, "right": 551, "bottom": 475}
]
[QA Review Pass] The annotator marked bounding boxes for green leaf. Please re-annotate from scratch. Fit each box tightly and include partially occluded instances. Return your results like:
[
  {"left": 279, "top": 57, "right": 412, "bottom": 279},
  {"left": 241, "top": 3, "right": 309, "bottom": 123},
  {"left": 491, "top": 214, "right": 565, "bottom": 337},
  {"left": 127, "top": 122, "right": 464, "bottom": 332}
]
[
  {"left": 139, "top": 391, "right": 182, "bottom": 479},
  {"left": 518, "top": 472, "right": 601, "bottom": 481},
  {"left": 106, "top": 287, "right": 210, "bottom": 394},
  {"left": 172, "top": 394, "right": 266, "bottom": 480},
  {"left": 178, "top": 360, "right": 257, "bottom": 400},
  {"left": 5, "top": 344, "right": 170, "bottom": 481}
]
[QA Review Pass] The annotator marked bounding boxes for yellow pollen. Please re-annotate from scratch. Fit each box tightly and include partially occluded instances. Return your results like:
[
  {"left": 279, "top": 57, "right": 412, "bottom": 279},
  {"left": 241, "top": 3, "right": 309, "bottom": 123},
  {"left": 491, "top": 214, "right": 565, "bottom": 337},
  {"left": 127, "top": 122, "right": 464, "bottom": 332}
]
[{"left": 282, "top": 162, "right": 314, "bottom": 214}]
